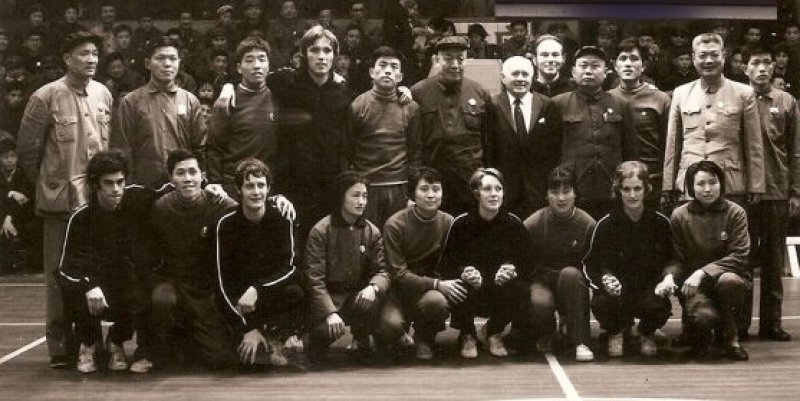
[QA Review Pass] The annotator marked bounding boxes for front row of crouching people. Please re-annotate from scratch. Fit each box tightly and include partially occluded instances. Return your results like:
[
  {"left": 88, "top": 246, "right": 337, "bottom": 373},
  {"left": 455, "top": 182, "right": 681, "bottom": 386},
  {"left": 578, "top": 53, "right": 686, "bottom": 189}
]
[{"left": 56, "top": 149, "right": 753, "bottom": 374}]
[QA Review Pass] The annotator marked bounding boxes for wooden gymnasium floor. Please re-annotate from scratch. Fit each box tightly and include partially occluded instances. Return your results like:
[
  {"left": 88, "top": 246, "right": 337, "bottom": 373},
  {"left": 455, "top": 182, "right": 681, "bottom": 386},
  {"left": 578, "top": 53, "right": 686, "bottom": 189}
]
[{"left": 0, "top": 274, "right": 798, "bottom": 401}]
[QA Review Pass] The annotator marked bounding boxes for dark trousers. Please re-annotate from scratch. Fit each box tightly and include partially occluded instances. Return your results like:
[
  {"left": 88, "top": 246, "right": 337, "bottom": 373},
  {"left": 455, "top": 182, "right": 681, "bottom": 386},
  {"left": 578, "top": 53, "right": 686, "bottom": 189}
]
[
  {"left": 530, "top": 267, "right": 592, "bottom": 345},
  {"left": 363, "top": 183, "right": 408, "bottom": 231},
  {"left": 238, "top": 280, "right": 306, "bottom": 340},
  {"left": 308, "top": 291, "right": 391, "bottom": 353},
  {"left": 63, "top": 281, "right": 142, "bottom": 347},
  {"left": 744, "top": 200, "right": 788, "bottom": 331},
  {"left": 136, "top": 280, "right": 235, "bottom": 369},
  {"left": 383, "top": 289, "right": 449, "bottom": 344},
  {"left": 450, "top": 279, "right": 531, "bottom": 338},
  {"left": 679, "top": 272, "right": 751, "bottom": 347},
  {"left": 592, "top": 285, "right": 671, "bottom": 336}
]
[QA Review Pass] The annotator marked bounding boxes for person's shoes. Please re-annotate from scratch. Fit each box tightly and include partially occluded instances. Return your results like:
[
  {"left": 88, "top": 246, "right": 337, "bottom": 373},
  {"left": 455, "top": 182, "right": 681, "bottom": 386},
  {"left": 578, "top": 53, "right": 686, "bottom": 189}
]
[
  {"left": 284, "top": 335, "right": 305, "bottom": 353},
  {"left": 536, "top": 336, "right": 554, "bottom": 353},
  {"left": 640, "top": 334, "right": 657, "bottom": 356},
  {"left": 107, "top": 342, "right": 128, "bottom": 371},
  {"left": 415, "top": 340, "right": 434, "bottom": 360},
  {"left": 607, "top": 332, "right": 624, "bottom": 357},
  {"left": 49, "top": 355, "right": 72, "bottom": 369},
  {"left": 575, "top": 344, "right": 594, "bottom": 362},
  {"left": 129, "top": 358, "right": 154, "bottom": 374},
  {"left": 758, "top": 328, "right": 792, "bottom": 342},
  {"left": 459, "top": 334, "right": 478, "bottom": 359},
  {"left": 397, "top": 332, "right": 415, "bottom": 349},
  {"left": 487, "top": 333, "right": 508, "bottom": 357},
  {"left": 724, "top": 344, "right": 749, "bottom": 361},
  {"left": 737, "top": 330, "right": 751, "bottom": 342},
  {"left": 76, "top": 343, "right": 97, "bottom": 374},
  {"left": 268, "top": 338, "right": 289, "bottom": 366}
]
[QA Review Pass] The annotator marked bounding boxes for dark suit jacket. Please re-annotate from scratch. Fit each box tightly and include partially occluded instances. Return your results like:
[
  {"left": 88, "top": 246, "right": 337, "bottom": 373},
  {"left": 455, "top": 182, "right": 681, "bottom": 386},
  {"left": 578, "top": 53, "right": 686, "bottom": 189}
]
[{"left": 487, "top": 91, "right": 556, "bottom": 218}]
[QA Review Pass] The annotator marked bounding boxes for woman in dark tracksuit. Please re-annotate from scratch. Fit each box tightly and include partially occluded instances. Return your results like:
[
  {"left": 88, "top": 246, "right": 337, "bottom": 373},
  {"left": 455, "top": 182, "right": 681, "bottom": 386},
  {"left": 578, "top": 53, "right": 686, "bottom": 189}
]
[
  {"left": 584, "top": 161, "right": 673, "bottom": 357},
  {"left": 667, "top": 160, "right": 752, "bottom": 361}
]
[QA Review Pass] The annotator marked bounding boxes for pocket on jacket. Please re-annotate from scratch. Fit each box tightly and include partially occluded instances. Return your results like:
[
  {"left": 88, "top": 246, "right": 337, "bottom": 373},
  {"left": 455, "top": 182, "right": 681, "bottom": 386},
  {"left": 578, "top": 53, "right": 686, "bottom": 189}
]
[
  {"left": 53, "top": 115, "right": 78, "bottom": 142},
  {"left": 722, "top": 159, "right": 744, "bottom": 194},
  {"left": 681, "top": 108, "right": 701, "bottom": 130}
]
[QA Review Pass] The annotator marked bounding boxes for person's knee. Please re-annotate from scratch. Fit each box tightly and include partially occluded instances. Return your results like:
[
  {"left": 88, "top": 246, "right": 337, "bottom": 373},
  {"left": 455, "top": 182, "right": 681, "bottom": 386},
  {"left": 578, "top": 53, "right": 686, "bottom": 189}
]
[
  {"left": 530, "top": 287, "right": 555, "bottom": 320},
  {"left": 282, "top": 284, "right": 305, "bottom": 304},
  {"left": 716, "top": 272, "right": 748, "bottom": 297},
  {"left": 691, "top": 305, "right": 719, "bottom": 329},
  {"left": 559, "top": 266, "right": 584, "bottom": 284},
  {"left": 417, "top": 290, "right": 449, "bottom": 320}
]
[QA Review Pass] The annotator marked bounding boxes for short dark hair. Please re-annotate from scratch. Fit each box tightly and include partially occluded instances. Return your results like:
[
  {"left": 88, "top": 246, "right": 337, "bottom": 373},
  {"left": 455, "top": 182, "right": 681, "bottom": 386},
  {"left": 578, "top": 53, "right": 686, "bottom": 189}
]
[
  {"left": 112, "top": 24, "right": 132, "bottom": 36},
  {"left": 104, "top": 52, "right": 126, "bottom": 66},
  {"left": 684, "top": 160, "right": 725, "bottom": 198},
  {"left": 143, "top": 37, "right": 179, "bottom": 59},
  {"left": 166, "top": 148, "right": 199, "bottom": 176},
  {"left": 61, "top": 31, "right": 102, "bottom": 55},
  {"left": 87, "top": 149, "right": 128, "bottom": 188},
  {"left": 235, "top": 37, "right": 271, "bottom": 63},
  {"left": 508, "top": 20, "right": 527, "bottom": 30},
  {"left": 369, "top": 45, "right": 404, "bottom": 68},
  {"left": 332, "top": 171, "right": 369, "bottom": 212},
  {"left": 547, "top": 166, "right": 576, "bottom": 193},
  {"left": 234, "top": 158, "right": 272, "bottom": 190},
  {"left": 742, "top": 45, "right": 774, "bottom": 64},
  {"left": 407, "top": 167, "right": 442, "bottom": 199},
  {"left": 616, "top": 39, "right": 644, "bottom": 58}
]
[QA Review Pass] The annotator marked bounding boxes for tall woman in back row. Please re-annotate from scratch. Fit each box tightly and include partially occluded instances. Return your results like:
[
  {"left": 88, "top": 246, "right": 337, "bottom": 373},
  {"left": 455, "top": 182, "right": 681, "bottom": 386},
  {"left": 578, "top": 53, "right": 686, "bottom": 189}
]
[{"left": 667, "top": 160, "right": 752, "bottom": 360}]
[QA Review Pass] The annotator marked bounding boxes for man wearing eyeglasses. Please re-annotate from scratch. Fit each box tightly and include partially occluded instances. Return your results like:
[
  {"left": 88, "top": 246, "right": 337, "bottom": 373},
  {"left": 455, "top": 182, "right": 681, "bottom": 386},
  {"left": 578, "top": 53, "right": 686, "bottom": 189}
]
[
  {"left": 550, "top": 46, "right": 638, "bottom": 220},
  {"left": 111, "top": 37, "right": 206, "bottom": 189},
  {"left": 410, "top": 36, "right": 492, "bottom": 216}
]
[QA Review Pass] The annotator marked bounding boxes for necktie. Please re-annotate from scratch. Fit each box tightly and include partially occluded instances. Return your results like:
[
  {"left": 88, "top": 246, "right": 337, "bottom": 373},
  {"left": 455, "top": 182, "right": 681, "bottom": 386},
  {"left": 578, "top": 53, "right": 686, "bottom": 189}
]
[{"left": 513, "top": 98, "right": 527, "bottom": 139}]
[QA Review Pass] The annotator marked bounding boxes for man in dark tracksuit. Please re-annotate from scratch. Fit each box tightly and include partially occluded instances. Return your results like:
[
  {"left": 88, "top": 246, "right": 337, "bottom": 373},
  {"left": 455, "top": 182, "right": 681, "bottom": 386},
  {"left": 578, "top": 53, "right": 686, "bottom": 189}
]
[
  {"left": 215, "top": 159, "right": 305, "bottom": 366},
  {"left": 410, "top": 36, "right": 492, "bottom": 216},
  {"left": 56, "top": 150, "right": 162, "bottom": 373}
]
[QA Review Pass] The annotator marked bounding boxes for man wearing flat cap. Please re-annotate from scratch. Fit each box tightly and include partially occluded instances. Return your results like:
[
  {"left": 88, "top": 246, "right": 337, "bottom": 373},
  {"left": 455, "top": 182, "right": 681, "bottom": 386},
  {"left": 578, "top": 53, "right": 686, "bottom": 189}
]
[
  {"left": 16, "top": 31, "right": 113, "bottom": 368},
  {"left": 550, "top": 45, "right": 638, "bottom": 219},
  {"left": 410, "top": 36, "right": 492, "bottom": 216}
]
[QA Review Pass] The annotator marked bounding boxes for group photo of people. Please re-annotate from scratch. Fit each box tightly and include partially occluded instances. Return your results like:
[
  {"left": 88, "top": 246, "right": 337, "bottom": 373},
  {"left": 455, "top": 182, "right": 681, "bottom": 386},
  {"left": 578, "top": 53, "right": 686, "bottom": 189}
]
[{"left": 1, "top": 0, "right": 798, "bottom": 380}]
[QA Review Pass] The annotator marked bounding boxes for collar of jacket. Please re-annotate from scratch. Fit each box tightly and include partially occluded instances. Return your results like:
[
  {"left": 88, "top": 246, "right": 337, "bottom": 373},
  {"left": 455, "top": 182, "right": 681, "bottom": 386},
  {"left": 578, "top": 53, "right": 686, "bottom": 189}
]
[
  {"left": 236, "top": 204, "right": 283, "bottom": 225},
  {"left": 699, "top": 76, "right": 726, "bottom": 94},
  {"left": 576, "top": 87, "right": 603, "bottom": 102},
  {"left": 331, "top": 210, "right": 367, "bottom": 228},
  {"left": 687, "top": 198, "right": 727, "bottom": 214},
  {"left": 146, "top": 79, "right": 179, "bottom": 94}
]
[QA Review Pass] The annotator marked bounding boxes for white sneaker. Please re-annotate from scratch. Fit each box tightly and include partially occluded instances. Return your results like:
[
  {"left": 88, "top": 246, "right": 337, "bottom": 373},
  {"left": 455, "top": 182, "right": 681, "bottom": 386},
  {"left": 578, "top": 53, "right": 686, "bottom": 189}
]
[
  {"left": 415, "top": 340, "right": 434, "bottom": 360},
  {"left": 107, "top": 342, "right": 128, "bottom": 371},
  {"left": 460, "top": 335, "right": 478, "bottom": 359},
  {"left": 129, "top": 358, "right": 154, "bottom": 374},
  {"left": 487, "top": 333, "right": 508, "bottom": 357},
  {"left": 575, "top": 344, "right": 594, "bottom": 362},
  {"left": 608, "top": 333, "right": 624, "bottom": 357},
  {"left": 76, "top": 343, "right": 97, "bottom": 374},
  {"left": 268, "top": 338, "right": 289, "bottom": 366},
  {"left": 640, "top": 334, "right": 657, "bottom": 356}
]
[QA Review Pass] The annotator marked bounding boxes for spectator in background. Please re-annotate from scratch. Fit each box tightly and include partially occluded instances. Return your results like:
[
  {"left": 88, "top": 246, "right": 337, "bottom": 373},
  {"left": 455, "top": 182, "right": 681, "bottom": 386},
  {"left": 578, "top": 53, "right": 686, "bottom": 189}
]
[
  {"left": 531, "top": 35, "right": 575, "bottom": 97},
  {"left": 90, "top": 3, "right": 118, "bottom": 55},
  {"left": 346, "top": 1, "right": 382, "bottom": 49},
  {"left": 0, "top": 80, "right": 26, "bottom": 136},
  {"left": 112, "top": 25, "right": 143, "bottom": 75},
  {"left": 19, "top": 29, "right": 45, "bottom": 78},
  {"left": 726, "top": 48, "right": 749, "bottom": 83},
  {"left": 16, "top": 32, "right": 113, "bottom": 368},
  {"left": 49, "top": 4, "right": 87, "bottom": 51},
  {"left": 467, "top": 24, "right": 500, "bottom": 60},
  {"left": 660, "top": 46, "right": 697, "bottom": 92},
  {"left": 773, "top": 44, "right": 799, "bottom": 98},
  {"left": 16, "top": 4, "right": 46, "bottom": 46},
  {"left": 207, "top": 4, "right": 238, "bottom": 49},
  {"left": 0, "top": 137, "right": 37, "bottom": 274},
  {"left": 176, "top": 11, "right": 203, "bottom": 52},
  {"left": 547, "top": 22, "right": 579, "bottom": 71},
  {"left": 740, "top": 24, "right": 764, "bottom": 54},
  {"left": 316, "top": 7, "right": 340, "bottom": 40},
  {"left": 501, "top": 21, "right": 532, "bottom": 60},
  {"left": 267, "top": 0, "right": 308, "bottom": 68},
  {"left": 101, "top": 52, "right": 145, "bottom": 105},
  {"left": 340, "top": 25, "right": 371, "bottom": 94},
  {"left": 132, "top": 14, "right": 164, "bottom": 56},
  {"left": 0, "top": 28, "right": 10, "bottom": 65},
  {"left": 236, "top": 0, "right": 269, "bottom": 44},
  {"left": 383, "top": 0, "right": 417, "bottom": 81}
]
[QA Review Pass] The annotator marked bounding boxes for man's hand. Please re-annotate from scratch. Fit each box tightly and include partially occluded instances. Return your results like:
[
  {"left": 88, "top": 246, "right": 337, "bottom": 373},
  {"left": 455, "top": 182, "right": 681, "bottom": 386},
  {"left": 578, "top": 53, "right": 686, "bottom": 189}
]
[
  {"left": 85, "top": 287, "right": 109, "bottom": 316},
  {"left": 204, "top": 184, "right": 229, "bottom": 203},
  {"left": 748, "top": 193, "right": 762, "bottom": 206},
  {"left": 495, "top": 263, "right": 517, "bottom": 286},
  {"left": 333, "top": 71, "right": 346, "bottom": 84},
  {"left": 1, "top": 216, "right": 17, "bottom": 238},
  {"left": 218, "top": 83, "right": 237, "bottom": 109},
  {"left": 270, "top": 194, "right": 296, "bottom": 221},
  {"left": 654, "top": 274, "right": 678, "bottom": 298},
  {"left": 355, "top": 284, "right": 377, "bottom": 311},
  {"left": 790, "top": 195, "right": 800, "bottom": 217},
  {"left": 326, "top": 312, "right": 346, "bottom": 340},
  {"left": 238, "top": 328, "right": 267, "bottom": 364},
  {"left": 682, "top": 269, "right": 706, "bottom": 298},
  {"left": 437, "top": 279, "right": 467, "bottom": 304},
  {"left": 237, "top": 286, "right": 258, "bottom": 315},
  {"left": 460, "top": 266, "right": 482, "bottom": 289},
  {"left": 602, "top": 273, "right": 622, "bottom": 296},
  {"left": 7, "top": 190, "right": 29, "bottom": 206},
  {"left": 397, "top": 86, "right": 413, "bottom": 105}
]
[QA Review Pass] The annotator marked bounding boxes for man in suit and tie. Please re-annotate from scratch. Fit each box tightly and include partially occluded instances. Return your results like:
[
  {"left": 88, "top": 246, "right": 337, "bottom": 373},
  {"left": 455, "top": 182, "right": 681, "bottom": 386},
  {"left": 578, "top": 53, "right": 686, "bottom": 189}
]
[{"left": 487, "top": 56, "right": 555, "bottom": 218}]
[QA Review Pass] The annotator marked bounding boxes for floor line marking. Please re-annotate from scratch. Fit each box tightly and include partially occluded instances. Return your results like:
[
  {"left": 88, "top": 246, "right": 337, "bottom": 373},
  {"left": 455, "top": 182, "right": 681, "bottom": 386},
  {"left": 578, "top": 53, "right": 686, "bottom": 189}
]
[
  {"left": 545, "top": 352, "right": 581, "bottom": 401},
  {"left": 0, "top": 283, "right": 45, "bottom": 287},
  {"left": 0, "top": 323, "right": 45, "bottom": 326},
  {"left": 0, "top": 336, "right": 45, "bottom": 366}
]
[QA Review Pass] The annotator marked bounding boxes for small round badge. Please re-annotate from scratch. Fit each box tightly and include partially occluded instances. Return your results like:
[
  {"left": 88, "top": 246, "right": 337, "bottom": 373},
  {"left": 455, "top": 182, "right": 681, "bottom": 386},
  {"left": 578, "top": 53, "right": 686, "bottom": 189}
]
[{"left": 468, "top": 98, "right": 477, "bottom": 106}]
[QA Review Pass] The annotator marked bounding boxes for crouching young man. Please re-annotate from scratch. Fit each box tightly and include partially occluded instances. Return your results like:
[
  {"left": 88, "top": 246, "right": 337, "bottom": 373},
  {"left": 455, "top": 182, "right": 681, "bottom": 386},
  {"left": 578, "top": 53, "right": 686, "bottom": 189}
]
[
  {"left": 215, "top": 159, "right": 306, "bottom": 366},
  {"left": 57, "top": 150, "right": 162, "bottom": 373}
]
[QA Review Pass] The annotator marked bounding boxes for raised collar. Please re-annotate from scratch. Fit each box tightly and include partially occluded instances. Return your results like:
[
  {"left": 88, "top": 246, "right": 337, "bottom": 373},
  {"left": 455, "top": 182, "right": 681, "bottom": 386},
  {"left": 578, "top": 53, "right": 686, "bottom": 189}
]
[
  {"left": 146, "top": 79, "right": 179, "bottom": 94},
  {"left": 576, "top": 88, "right": 603, "bottom": 102},
  {"left": 699, "top": 76, "right": 726, "bottom": 94},
  {"left": 331, "top": 210, "right": 367, "bottom": 228}
]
